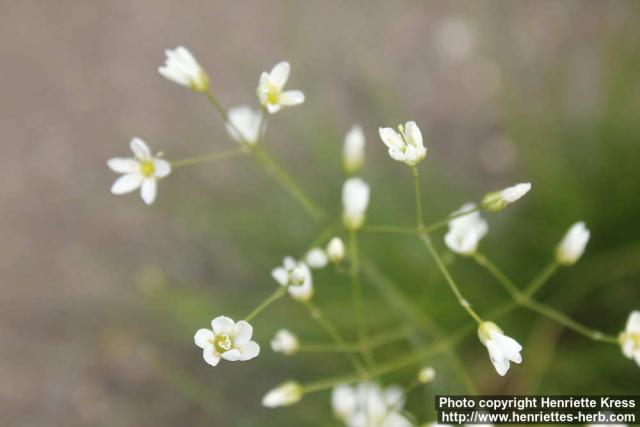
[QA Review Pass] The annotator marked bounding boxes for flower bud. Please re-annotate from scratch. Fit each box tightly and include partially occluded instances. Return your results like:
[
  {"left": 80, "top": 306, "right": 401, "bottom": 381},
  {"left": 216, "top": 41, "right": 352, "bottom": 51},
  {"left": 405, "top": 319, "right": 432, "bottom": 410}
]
[
  {"left": 343, "top": 126, "right": 365, "bottom": 174},
  {"left": 342, "top": 178, "right": 370, "bottom": 231},
  {"left": 305, "top": 248, "right": 328, "bottom": 269},
  {"left": 418, "top": 367, "right": 436, "bottom": 384},
  {"left": 262, "top": 381, "right": 302, "bottom": 407},
  {"left": 481, "top": 182, "right": 531, "bottom": 212},
  {"left": 270, "top": 329, "right": 299, "bottom": 355},
  {"left": 326, "top": 237, "right": 345, "bottom": 262},
  {"left": 555, "top": 221, "right": 590, "bottom": 266}
]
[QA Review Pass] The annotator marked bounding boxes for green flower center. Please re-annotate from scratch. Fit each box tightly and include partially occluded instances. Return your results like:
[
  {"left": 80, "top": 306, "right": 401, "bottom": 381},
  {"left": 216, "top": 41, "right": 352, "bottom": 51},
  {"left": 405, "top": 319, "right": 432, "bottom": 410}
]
[
  {"left": 212, "top": 334, "right": 232, "bottom": 353},
  {"left": 140, "top": 160, "right": 155, "bottom": 177},
  {"left": 266, "top": 85, "right": 280, "bottom": 105}
]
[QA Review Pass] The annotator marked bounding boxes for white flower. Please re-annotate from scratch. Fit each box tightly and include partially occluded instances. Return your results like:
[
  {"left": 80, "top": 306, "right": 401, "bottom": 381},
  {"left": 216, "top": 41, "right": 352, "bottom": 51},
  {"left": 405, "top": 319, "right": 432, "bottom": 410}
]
[
  {"left": 417, "top": 367, "right": 436, "bottom": 384},
  {"left": 343, "top": 126, "right": 365, "bottom": 174},
  {"left": 481, "top": 182, "right": 531, "bottom": 211},
  {"left": 107, "top": 138, "right": 172, "bottom": 205},
  {"left": 257, "top": 61, "right": 305, "bottom": 113},
  {"left": 193, "top": 316, "right": 260, "bottom": 367},
  {"left": 477, "top": 321, "right": 522, "bottom": 376},
  {"left": 619, "top": 311, "right": 640, "bottom": 367},
  {"left": 158, "top": 46, "right": 209, "bottom": 92},
  {"left": 331, "top": 382, "right": 412, "bottom": 427},
  {"left": 555, "top": 221, "right": 590, "bottom": 266},
  {"left": 444, "top": 203, "right": 488, "bottom": 255},
  {"left": 378, "top": 121, "right": 426, "bottom": 166},
  {"left": 342, "top": 177, "right": 370, "bottom": 231},
  {"left": 225, "top": 105, "right": 262, "bottom": 146},
  {"left": 271, "top": 257, "right": 314, "bottom": 301},
  {"left": 271, "top": 329, "right": 299, "bottom": 355},
  {"left": 305, "top": 248, "right": 328, "bottom": 269},
  {"left": 262, "top": 381, "right": 302, "bottom": 407},
  {"left": 326, "top": 237, "right": 346, "bottom": 263}
]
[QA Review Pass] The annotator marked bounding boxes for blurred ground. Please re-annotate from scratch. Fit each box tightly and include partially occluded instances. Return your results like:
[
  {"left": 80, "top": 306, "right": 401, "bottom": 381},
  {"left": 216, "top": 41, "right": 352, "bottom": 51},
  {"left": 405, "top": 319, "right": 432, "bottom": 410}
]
[{"left": 1, "top": 1, "right": 639, "bottom": 426}]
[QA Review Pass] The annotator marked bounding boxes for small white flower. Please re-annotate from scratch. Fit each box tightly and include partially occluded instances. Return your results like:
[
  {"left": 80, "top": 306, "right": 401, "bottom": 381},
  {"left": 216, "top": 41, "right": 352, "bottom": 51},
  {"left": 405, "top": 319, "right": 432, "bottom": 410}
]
[
  {"left": 417, "top": 367, "right": 436, "bottom": 384},
  {"left": 271, "top": 329, "right": 299, "bottom": 355},
  {"left": 342, "top": 177, "right": 370, "bottom": 231},
  {"left": 271, "top": 257, "right": 314, "bottom": 301},
  {"left": 107, "top": 138, "right": 172, "bottom": 205},
  {"left": 305, "top": 248, "right": 328, "bottom": 269},
  {"left": 262, "top": 381, "right": 302, "bottom": 407},
  {"left": 343, "top": 126, "right": 366, "bottom": 174},
  {"left": 378, "top": 121, "right": 427, "bottom": 166},
  {"left": 158, "top": 46, "right": 209, "bottom": 92},
  {"left": 619, "top": 311, "right": 640, "bottom": 367},
  {"left": 331, "top": 382, "right": 412, "bottom": 427},
  {"left": 555, "top": 221, "right": 590, "bottom": 266},
  {"left": 481, "top": 182, "right": 531, "bottom": 212},
  {"left": 326, "top": 237, "right": 346, "bottom": 263},
  {"left": 225, "top": 105, "right": 263, "bottom": 146},
  {"left": 193, "top": 316, "right": 260, "bottom": 367},
  {"left": 477, "top": 321, "right": 522, "bottom": 376},
  {"left": 257, "top": 61, "right": 305, "bottom": 113},
  {"left": 444, "top": 203, "right": 488, "bottom": 255}
]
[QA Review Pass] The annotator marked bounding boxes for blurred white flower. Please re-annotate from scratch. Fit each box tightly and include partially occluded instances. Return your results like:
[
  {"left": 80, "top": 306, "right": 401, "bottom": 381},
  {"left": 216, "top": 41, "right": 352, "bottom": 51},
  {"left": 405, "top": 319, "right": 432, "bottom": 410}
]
[
  {"left": 342, "top": 177, "right": 370, "bottom": 230},
  {"left": 444, "top": 203, "right": 488, "bottom": 255},
  {"left": 158, "top": 46, "right": 209, "bottom": 92},
  {"left": 193, "top": 316, "right": 260, "bottom": 367},
  {"left": 331, "top": 382, "right": 412, "bottom": 427},
  {"left": 326, "top": 237, "right": 346, "bottom": 263},
  {"left": 257, "top": 61, "right": 305, "bottom": 113},
  {"left": 271, "top": 257, "right": 314, "bottom": 301},
  {"left": 555, "top": 222, "right": 590, "bottom": 266},
  {"left": 478, "top": 321, "right": 522, "bottom": 376},
  {"left": 271, "top": 329, "right": 299, "bottom": 355},
  {"left": 378, "top": 121, "right": 426, "bottom": 166},
  {"left": 225, "top": 105, "right": 262, "bottom": 146},
  {"left": 619, "top": 311, "right": 640, "bottom": 367},
  {"left": 262, "top": 381, "right": 302, "bottom": 407},
  {"left": 481, "top": 182, "right": 531, "bottom": 212},
  {"left": 305, "top": 248, "right": 328, "bottom": 269},
  {"left": 343, "top": 126, "right": 365, "bottom": 174},
  {"left": 418, "top": 367, "right": 436, "bottom": 384},
  {"left": 107, "top": 138, "right": 171, "bottom": 205}
]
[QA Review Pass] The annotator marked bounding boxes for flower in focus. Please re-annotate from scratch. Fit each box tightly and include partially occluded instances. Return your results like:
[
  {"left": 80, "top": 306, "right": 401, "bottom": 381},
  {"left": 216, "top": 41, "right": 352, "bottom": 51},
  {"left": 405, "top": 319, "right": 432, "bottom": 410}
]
[
  {"left": 444, "top": 203, "right": 488, "bottom": 255},
  {"left": 619, "top": 311, "right": 640, "bottom": 367},
  {"left": 343, "top": 126, "right": 365, "bottom": 174},
  {"left": 378, "top": 121, "right": 426, "bottom": 167},
  {"left": 193, "top": 316, "right": 260, "bottom": 367},
  {"left": 271, "top": 256, "right": 314, "bottom": 301},
  {"left": 108, "top": 138, "right": 171, "bottom": 205},
  {"left": 481, "top": 182, "right": 531, "bottom": 212},
  {"left": 555, "top": 221, "right": 590, "bottom": 266},
  {"left": 305, "top": 248, "right": 328, "bottom": 269},
  {"left": 477, "top": 321, "right": 522, "bottom": 376},
  {"left": 257, "top": 61, "right": 305, "bottom": 113},
  {"left": 271, "top": 329, "right": 299, "bottom": 355},
  {"left": 158, "top": 46, "right": 209, "bottom": 92},
  {"left": 331, "top": 382, "right": 412, "bottom": 427},
  {"left": 262, "top": 381, "right": 302, "bottom": 407},
  {"left": 417, "top": 367, "right": 436, "bottom": 384},
  {"left": 342, "top": 177, "right": 370, "bottom": 231},
  {"left": 225, "top": 105, "right": 263, "bottom": 146},
  {"left": 326, "top": 237, "right": 346, "bottom": 263}
]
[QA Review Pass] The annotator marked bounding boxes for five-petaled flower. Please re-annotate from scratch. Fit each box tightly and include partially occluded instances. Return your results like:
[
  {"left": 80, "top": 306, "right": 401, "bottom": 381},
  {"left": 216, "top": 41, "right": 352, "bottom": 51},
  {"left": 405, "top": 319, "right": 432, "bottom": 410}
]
[
  {"left": 271, "top": 329, "right": 299, "bottom": 355},
  {"left": 555, "top": 221, "right": 590, "bottom": 266},
  {"left": 619, "top": 311, "right": 640, "bottom": 367},
  {"left": 343, "top": 125, "right": 366, "bottom": 174},
  {"left": 226, "top": 105, "right": 263, "bottom": 146},
  {"left": 481, "top": 182, "right": 531, "bottom": 212},
  {"left": 478, "top": 321, "right": 522, "bottom": 376},
  {"left": 272, "top": 256, "right": 314, "bottom": 301},
  {"left": 378, "top": 121, "right": 427, "bottom": 167},
  {"left": 342, "top": 177, "right": 370, "bottom": 231},
  {"left": 444, "top": 203, "right": 488, "bottom": 255},
  {"left": 194, "top": 316, "right": 260, "bottom": 367},
  {"left": 108, "top": 137, "right": 171, "bottom": 205},
  {"left": 158, "top": 46, "right": 209, "bottom": 92},
  {"left": 257, "top": 61, "right": 305, "bottom": 113},
  {"left": 331, "top": 382, "right": 412, "bottom": 427}
]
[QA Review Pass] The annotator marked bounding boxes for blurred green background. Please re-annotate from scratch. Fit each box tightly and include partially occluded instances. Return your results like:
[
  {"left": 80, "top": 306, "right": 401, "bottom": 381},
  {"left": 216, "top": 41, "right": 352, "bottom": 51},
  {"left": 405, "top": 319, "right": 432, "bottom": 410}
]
[{"left": 2, "top": 0, "right": 639, "bottom": 425}]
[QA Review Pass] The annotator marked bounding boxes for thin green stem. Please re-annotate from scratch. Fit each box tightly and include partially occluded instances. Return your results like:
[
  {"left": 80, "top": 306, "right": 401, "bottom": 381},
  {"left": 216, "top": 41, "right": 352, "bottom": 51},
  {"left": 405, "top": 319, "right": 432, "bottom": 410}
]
[
  {"left": 298, "top": 329, "right": 409, "bottom": 354},
  {"left": 349, "top": 229, "right": 374, "bottom": 366},
  {"left": 411, "top": 166, "right": 424, "bottom": 228},
  {"left": 361, "top": 225, "right": 418, "bottom": 235},
  {"left": 171, "top": 149, "right": 246, "bottom": 168},
  {"left": 472, "top": 252, "right": 521, "bottom": 299},
  {"left": 521, "top": 261, "right": 559, "bottom": 298},
  {"left": 244, "top": 287, "right": 287, "bottom": 322}
]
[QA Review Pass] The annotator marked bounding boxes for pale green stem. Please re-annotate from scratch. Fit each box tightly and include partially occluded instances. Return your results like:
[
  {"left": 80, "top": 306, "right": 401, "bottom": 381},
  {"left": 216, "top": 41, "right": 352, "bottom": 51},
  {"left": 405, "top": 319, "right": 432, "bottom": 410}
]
[
  {"left": 244, "top": 287, "right": 287, "bottom": 322},
  {"left": 411, "top": 166, "right": 424, "bottom": 229},
  {"left": 361, "top": 225, "right": 418, "bottom": 235},
  {"left": 521, "top": 261, "right": 559, "bottom": 298},
  {"left": 349, "top": 229, "right": 375, "bottom": 367},
  {"left": 171, "top": 149, "right": 246, "bottom": 168}
]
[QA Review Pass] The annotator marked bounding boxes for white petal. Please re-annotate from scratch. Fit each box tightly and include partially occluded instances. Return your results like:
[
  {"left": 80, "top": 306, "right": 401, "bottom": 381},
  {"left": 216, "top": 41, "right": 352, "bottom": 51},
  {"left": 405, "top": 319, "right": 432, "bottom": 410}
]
[
  {"left": 625, "top": 311, "right": 640, "bottom": 333},
  {"left": 383, "top": 385, "right": 405, "bottom": 408},
  {"left": 379, "top": 127, "right": 404, "bottom": 150},
  {"left": 266, "top": 103, "right": 281, "bottom": 114},
  {"left": 158, "top": 66, "right": 190, "bottom": 86},
  {"left": 486, "top": 339, "right": 510, "bottom": 376},
  {"left": 232, "top": 320, "right": 253, "bottom": 346},
  {"left": 202, "top": 348, "right": 220, "bottom": 366},
  {"left": 384, "top": 412, "right": 413, "bottom": 427},
  {"left": 269, "top": 61, "right": 290, "bottom": 89},
  {"left": 388, "top": 148, "right": 406, "bottom": 162},
  {"left": 130, "top": 138, "right": 151, "bottom": 159},
  {"left": 496, "top": 334, "right": 523, "bottom": 363},
  {"left": 283, "top": 257, "right": 297, "bottom": 269},
  {"left": 331, "top": 385, "right": 356, "bottom": 419},
  {"left": 111, "top": 173, "right": 143, "bottom": 194},
  {"left": 140, "top": 178, "right": 157, "bottom": 205},
  {"left": 404, "top": 144, "right": 419, "bottom": 164},
  {"left": 288, "top": 275, "right": 313, "bottom": 301},
  {"left": 278, "top": 90, "right": 305, "bottom": 106},
  {"left": 272, "top": 267, "right": 288, "bottom": 286},
  {"left": 211, "top": 316, "right": 235, "bottom": 335},
  {"left": 153, "top": 159, "right": 172, "bottom": 178},
  {"left": 194, "top": 328, "right": 214, "bottom": 349},
  {"left": 238, "top": 340, "right": 260, "bottom": 360},
  {"left": 221, "top": 349, "right": 243, "bottom": 361},
  {"left": 305, "top": 248, "right": 328, "bottom": 269},
  {"left": 107, "top": 158, "right": 139, "bottom": 174},
  {"left": 404, "top": 121, "right": 423, "bottom": 148}
]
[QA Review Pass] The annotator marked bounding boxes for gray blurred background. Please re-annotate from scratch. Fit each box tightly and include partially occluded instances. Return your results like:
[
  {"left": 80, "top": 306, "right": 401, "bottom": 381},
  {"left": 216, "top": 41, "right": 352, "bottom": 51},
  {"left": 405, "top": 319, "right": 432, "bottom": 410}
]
[{"left": 2, "top": 1, "right": 640, "bottom": 426}]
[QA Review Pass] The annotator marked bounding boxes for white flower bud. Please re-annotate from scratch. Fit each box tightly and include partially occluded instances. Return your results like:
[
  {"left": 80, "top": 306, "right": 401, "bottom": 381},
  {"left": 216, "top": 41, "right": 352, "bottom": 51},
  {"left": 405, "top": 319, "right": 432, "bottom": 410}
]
[
  {"left": 481, "top": 182, "right": 531, "bottom": 212},
  {"left": 343, "top": 126, "right": 365, "bottom": 174},
  {"left": 342, "top": 178, "right": 370, "bottom": 231},
  {"left": 270, "top": 329, "right": 299, "bottom": 355},
  {"left": 555, "top": 221, "right": 590, "bottom": 266},
  {"left": 418, "top": 367, "right": 436, "bottom": 384},
  {"left": 478, "top": 321, "right": 522, "bottom": 376},
  {"left": 262, "top": 381, "right": 302, "bottom": 407},
  {"left": 619, "top": 311, "right": 640, "bottom": 368},
  {"left": 444, "top": 203, "right": 488, "bottom": 255},
  {"left": 326, "top": 237, "right": 345, "bottom": 263},
  {"left": 305, "top": 248, "right": 328, "bottom": 269},
  {"left": 158, "top": 46, "right": 209, "bottom": 92}
]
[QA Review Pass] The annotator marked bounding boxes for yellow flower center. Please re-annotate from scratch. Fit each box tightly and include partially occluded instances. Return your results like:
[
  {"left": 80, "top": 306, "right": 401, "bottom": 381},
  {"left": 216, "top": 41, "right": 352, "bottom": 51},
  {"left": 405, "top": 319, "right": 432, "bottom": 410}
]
[
  {"left": 139, "top": 160, "right": 155, "bottom": 177},
  {"left": 212, "top": 334, "right": 233, "bottom": 353},
  {"left": 266, "top": 84, "right": 280, "bottom": 105},
  {"left": 620, "top": 332, "right": 640, "bottom": 349}
]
